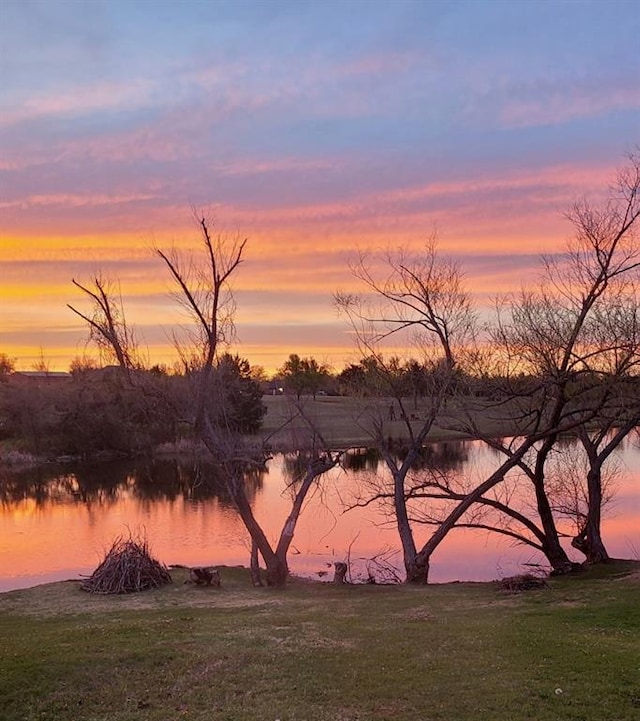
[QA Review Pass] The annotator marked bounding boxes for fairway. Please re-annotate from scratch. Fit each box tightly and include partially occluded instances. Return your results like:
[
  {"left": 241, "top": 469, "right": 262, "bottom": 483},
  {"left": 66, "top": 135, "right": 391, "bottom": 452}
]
[{"left": 258, "top": 394, "right": 524, "bottom": 450}]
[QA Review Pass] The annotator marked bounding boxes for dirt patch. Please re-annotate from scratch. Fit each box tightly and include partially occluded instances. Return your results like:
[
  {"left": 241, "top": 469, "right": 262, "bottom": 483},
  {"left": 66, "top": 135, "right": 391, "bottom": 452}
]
[
  {"left": 401, "top": 606, "right": 436, "bottom": 621},
  {"left": 616, "top": 570, "right": 640, "bottom": 582}
]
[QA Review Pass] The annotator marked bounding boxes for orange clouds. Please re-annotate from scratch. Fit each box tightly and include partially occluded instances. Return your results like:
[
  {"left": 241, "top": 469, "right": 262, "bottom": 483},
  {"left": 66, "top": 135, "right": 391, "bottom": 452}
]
[{"left": 0, "top": 159, "right": 624, "bottom": 372}]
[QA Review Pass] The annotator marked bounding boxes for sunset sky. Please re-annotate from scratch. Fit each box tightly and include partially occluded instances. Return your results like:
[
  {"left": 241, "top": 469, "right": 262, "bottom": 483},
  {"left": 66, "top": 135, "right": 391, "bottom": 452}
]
[{"left": 1, "top": 0, "right": 639, "bottom": 373}]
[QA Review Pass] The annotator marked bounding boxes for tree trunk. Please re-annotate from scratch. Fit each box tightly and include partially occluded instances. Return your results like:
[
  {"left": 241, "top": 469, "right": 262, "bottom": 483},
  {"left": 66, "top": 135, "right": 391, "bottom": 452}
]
[
  {"left": 390, "top": 467, "right": 423, "bottom": 583},
  {"left": 265, "top": 557, "right": 289, "bottom": 586},
  {"left": 571, "top": 465, "right": 610, "bottom": 564},
  {"left": 229, "top": 475, "right": 290, "bottom": 586},
  {"left": 333, "top": 562, "right": 348, "bottom": 583},
  {"left": 250, "top": 539, "right": 263, "bottom": 587},
  {"left": 274, "top": 464, "right": 319, "bottom": 561},
  {"left": 534, "top": 477, "right": 574, "bottom": 574},
  {"left": 532, "top": 439, "right": 574, "bottom": 574},
  {"left": 405, "top": 553, "right": 429, "bottom": 584},
  {"left": 236, "top": 454, "right": 339, "bottom": 588}
]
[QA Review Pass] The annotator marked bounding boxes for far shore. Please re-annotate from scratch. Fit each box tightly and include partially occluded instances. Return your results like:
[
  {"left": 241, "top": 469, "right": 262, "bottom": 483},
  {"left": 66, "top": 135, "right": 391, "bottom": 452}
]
[
  {"left": 258, "top": 393, "right": 535, "bottom": 450},
  {"left": 0, "top": 393, "right": 566, "bottom": 467}
]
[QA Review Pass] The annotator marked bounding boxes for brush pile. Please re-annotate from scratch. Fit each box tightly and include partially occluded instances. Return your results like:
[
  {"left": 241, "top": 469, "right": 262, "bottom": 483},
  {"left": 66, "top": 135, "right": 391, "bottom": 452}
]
[
  {"left": 498, "top": 573, "right": 549, "bottom": 593},
  {"left": 81, "top": 534, "right": 172, "bottom": 594}
]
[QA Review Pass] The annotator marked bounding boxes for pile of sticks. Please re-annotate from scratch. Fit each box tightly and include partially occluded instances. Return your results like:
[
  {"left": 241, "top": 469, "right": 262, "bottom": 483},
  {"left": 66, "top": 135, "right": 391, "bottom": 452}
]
[{"left": 81, "top": 534, "right": 172, "bottom": 594}]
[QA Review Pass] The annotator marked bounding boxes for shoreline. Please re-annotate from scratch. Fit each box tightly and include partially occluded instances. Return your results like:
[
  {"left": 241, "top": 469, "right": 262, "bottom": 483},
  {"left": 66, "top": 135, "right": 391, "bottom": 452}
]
[{"left": 3, "top": 558, "right": 638, "bottom": 597}]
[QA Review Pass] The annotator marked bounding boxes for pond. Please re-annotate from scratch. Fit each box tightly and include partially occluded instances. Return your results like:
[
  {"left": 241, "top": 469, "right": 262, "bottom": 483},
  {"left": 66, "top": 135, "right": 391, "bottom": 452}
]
[{"left": 1, "top": 437, "right": 638, "bottom": 591}]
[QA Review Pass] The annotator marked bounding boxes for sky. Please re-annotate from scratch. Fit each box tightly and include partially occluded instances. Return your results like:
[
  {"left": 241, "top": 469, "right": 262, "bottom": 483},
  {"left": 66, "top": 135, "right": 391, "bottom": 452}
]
[{"left": 1, "top": 0, "right": 639, "bottom": 373}]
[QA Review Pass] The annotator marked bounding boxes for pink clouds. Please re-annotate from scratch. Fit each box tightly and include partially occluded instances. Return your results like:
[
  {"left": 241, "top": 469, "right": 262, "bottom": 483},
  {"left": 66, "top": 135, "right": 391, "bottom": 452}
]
[
  {"left": 0, "top": 191, "right": 159, "bottom": 210},
  {"left": 461, "top": 74, "right": 640, "bottom": 131},
  {"left": 499, "top": 81, "right": 639, "bottom": 129},
  {"left": 204, "top": 159, "right": 615, "bottom": 254},
  {"left": 2, "top": 1, "right": 638, "bottom": 375},
  {"left": 0, "top": 78, "right": 158, "bottom": 127},
  {"left": 3, "top": 157, "right": 617, "bottom": 267}
]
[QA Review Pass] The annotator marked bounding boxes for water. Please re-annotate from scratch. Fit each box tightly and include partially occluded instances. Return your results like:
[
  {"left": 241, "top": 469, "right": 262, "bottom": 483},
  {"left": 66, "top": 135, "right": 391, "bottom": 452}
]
[{"left": 1, "top": 438, "right": 638, "bottom": 592}]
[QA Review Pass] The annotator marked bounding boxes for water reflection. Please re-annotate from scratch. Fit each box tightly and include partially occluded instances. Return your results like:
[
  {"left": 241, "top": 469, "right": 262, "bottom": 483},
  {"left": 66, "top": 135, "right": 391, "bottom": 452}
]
[
  {"left": 0, "top": 443, "right": 470, "bottom": 509},
  {"left": 0, "top": 457, "right": 268, "bottom": 508},
  {"left": 1, "top": 438, "right": 638, "bottom": 592},
  {"left": 342, "top": 448, "right": 381, "bottom": 473},
  {"left": 342, "top": 441, "right": 469, "bottom": 473}
]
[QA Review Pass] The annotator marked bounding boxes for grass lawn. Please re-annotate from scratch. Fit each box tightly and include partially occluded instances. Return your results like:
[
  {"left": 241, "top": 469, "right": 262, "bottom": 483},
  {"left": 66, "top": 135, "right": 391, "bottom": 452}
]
[
  {"left": 258, "top": 394, "right": 522, "bottom": 450},
  {"left": 1, "top": 562, "right": 638, "bottom": 721}
]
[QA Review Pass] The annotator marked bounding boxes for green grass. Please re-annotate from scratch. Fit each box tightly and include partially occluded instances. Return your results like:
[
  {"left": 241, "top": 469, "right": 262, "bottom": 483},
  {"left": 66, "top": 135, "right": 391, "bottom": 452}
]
[{"left": 1, "top": 562, "right": 638, "bottom": 721}]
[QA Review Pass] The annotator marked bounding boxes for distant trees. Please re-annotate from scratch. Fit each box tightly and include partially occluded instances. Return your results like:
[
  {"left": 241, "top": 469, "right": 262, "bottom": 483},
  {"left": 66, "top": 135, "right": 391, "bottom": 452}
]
[
  {"left": 336, "top": 355, "right": 466, "bottom": 406},
  {"left": 0, "top": 367, "right": 178, "bottom": 458},
  {"left": 211, "top": 354, "right": 265, "bottom": 434},
  {"left": 59, "top": 367, "right": 178, "bottom": 458},
  {"left": 278, "top": 353, "right": 332, "bottom": 399},
  {"left": 0, "top": 354, "right": 16, "bottom": 379},
  {"left": 0, "top": 355, "right": 15, "bottom": 437},
  {"left": 0, "top": 377, "right": 62, "bottom": 455},
  {"left": 0, "top": 357, "right": 266, "bottom": 460}
]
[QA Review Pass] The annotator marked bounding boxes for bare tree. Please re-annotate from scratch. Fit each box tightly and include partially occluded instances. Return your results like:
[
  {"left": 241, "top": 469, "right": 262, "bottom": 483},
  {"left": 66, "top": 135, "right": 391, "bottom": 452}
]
[
  {"left": 336, "top": 238, "right": 476, "bottom": 582},
  {"left": 68, "top": 276, "right": 140, "bottom": 376},
  {"left": 546, "top": 442, "right": 621, "bottom": 561},
  {"left": 478, "top": 153, "right": 640, "bottom": 569},
  {"left": 156, "top": 216, "right": 246, "bottom": 434},
  {"left": 337, "top": 154, "right": 639, "bottom": 581},
  {"left": 157, "top": 215, "right": 342, "bottom": 586},
  {"left": 572, "top": 392, "right": 640, "bottom": 563},
  {"left": 68, "top": 215, "right": 341, "bottom": 585},
  {"left": 0, "top": 353, "right": 16, "bottom": 379},
  {"left": 416, "top": 153, "right": 640, "bottom": 574}
]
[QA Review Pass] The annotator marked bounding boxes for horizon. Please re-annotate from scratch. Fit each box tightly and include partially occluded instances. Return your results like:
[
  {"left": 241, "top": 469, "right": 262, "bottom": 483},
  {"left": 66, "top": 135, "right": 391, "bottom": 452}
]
[{"left": 1, "top": 0, "right": 639, "bottom": 373}]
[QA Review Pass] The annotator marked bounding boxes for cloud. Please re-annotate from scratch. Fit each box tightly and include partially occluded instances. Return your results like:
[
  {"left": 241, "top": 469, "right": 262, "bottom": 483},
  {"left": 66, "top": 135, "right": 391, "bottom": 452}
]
[
  {"left": 0, "top": 79, "right": 159, "bottom": 127},
  {"left": 2, "top": 0, "right": 637, "bottom": 372},
  {"left": 0, "top": 192, "right": 159, "bottom": 210},
  {"left": 462, "top": 73, "right": 640, "bottom": 131},
  {"left": 498, "top": 80, "right": 639, "bottom": 129}
]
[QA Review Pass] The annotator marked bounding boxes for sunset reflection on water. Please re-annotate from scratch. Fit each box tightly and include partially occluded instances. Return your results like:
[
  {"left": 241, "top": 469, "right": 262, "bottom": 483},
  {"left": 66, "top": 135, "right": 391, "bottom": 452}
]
[{"left": 1, "top": 441, "right": 638, "bottom": 592}]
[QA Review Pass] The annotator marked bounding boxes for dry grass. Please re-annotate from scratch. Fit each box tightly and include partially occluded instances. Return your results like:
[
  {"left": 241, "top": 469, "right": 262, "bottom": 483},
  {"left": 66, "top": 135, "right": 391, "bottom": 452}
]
[{"left": 258, "top": 394, "right": 524, "bottom": 450}]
